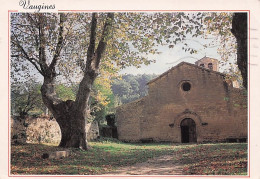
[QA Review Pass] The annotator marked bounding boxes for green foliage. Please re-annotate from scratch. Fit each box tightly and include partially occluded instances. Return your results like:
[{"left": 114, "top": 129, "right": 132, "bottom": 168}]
[
  {"left": 112, "top": 80, "right": 132, "bottom": 97},
  {"left": 11, "top": 78, "right": 44, "bottom": 117},
  {"left": 111, "top": 74, "right": 157, "bottom": 104},
  {"left": 88, "top": 79, "right": 116, "bottom": 123},
  {"left": 55, "top": 84, "right": 76, "bottom": 101},
  {"left": 11, "top": 142, "right": 247, "bottom": 175}
]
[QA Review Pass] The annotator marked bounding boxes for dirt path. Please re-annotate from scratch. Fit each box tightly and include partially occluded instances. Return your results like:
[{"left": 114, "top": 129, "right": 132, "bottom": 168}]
[{"left": 106, "top": 155, "right": 184, "bottom": 175}]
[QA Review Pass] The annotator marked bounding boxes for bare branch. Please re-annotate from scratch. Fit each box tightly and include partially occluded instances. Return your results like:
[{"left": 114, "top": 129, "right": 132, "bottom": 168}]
[
  {"left": 38, "top": 14, "right": 49, "bottom": 74},
  {"left": 11, "top": 34, "right": 43, "bottom": 75},
  {"left": 93, "top": 13, "right": 114, "bottom": 69},
  {"left": 26, "top": 14, "right": 39, "bottom": 48},
  {"left": 74, "top": 13, "right": 114, "bottom": 111},
  {"left": 85, "top": 13, "right": 97, "bottom": 70},
  {"left": 27, "top": 13, "right": 38, "bottom": 27},
  {"left": 12, "top": 26, "right": 32, "bottom": 36},
  {"left": 49, "top": 13, "right": 66, "bottom": 71},
  {"left": 11, "top": 23, "right": 33, "bottom": 27}
]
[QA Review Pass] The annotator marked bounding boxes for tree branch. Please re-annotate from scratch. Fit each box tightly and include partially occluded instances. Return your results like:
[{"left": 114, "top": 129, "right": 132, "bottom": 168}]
[
  {"left": 74, "top": 13, "right": 114, "bottom": 112},
  {"left": 49, "top": 13, "right": 66, "bottom": 71},
  {"left": 27, "top": 13, "right": 38, "bottom": 26},
  {"left": 85, "top": 13, "right": 97, "bottom": 71},
  {"left": 11, "top": 34, "right": 43, "bottom": 75},
  {"left": 38, "top": 14, "right": 49, "bottom": 74},
  {"left": 26, "top": 14, "right": 39, "bottom": 49},
  {"left": 93, "top": 13, "right": 114, "bottom": 69}
]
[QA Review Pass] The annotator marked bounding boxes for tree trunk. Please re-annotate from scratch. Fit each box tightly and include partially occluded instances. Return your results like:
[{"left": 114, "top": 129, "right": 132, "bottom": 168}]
[
  {"left": 39, "top": 13, "right": 114, "bottom": 150},
  {"left": 231, "top": 13, "right": 248, "bottom": 89},
  {"left": 55, "top": 101, "right": 88, "bottom": 149},
  {"left": 41, "top": 77, "right": 90, "bottom": 150},
  {"left": 12, "top": 13, "right": 114, "bottom": 150}
]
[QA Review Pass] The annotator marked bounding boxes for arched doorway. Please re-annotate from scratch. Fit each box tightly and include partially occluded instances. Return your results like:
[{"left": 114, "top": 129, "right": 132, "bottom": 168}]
[{"left": 180, "top": 118, "right": 197, "bottom": 143}]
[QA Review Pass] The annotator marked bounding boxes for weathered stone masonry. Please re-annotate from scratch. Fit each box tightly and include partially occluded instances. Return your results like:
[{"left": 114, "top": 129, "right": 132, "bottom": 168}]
[
  {"left": 11, "top": 116, "right": 99, "bottom": 144},
  {"left": 116, "top": 57, "right": 247, "bottom": 143}
]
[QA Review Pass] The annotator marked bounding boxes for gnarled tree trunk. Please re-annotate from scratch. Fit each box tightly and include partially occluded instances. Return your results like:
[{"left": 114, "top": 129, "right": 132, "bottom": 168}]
[
  {"left": 231, "top": 12, "right": 248, "bottom": 89},
  {"left": 39, "top": 13, "right": 114, "bottom": 150},
  {"left": 41, "top": 78, "right": 90, "bottom": 150}
]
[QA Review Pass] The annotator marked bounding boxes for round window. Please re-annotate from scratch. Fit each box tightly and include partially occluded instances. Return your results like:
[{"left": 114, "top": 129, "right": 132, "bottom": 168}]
[{"left": 182, "top": 82, "right": 191, "bottom": 91}]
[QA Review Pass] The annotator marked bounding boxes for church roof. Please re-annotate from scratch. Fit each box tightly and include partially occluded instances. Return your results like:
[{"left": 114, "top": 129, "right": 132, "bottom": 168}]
[{"left": 147, "top": 61, "right": 225, "bottom": 85}]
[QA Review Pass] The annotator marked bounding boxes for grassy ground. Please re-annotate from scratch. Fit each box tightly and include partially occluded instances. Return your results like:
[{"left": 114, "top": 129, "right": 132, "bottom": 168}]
[{"left": 11, "top": 139, "right": 248, "bottom": 175}]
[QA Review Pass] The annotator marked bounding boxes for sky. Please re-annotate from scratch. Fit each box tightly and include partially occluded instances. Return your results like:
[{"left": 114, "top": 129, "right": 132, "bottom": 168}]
[
  {"left": 119, "top": 35, "right": 232, "bottom": 75},
  {"left": 14, "top": 35, "right": 232, "bottom": 84},
  {"left": 19, "top": 34, "right": 235, "bottom": 83}
]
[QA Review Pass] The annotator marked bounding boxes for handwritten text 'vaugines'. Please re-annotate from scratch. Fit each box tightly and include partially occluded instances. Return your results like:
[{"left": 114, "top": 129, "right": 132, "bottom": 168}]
[{"left": 19, "top": 0, "right": 55, "bottom": 12}]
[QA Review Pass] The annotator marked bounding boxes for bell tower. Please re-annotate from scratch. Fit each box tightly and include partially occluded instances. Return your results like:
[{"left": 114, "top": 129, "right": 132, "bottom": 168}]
[{"left": 195, "top": 56, "right": 219, "bottom": 72}]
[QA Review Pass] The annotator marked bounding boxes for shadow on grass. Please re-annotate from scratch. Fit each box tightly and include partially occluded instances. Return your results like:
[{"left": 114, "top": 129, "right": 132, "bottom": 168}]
[{"left": 10, "top": 142, "right": 248, "bottom": 175}]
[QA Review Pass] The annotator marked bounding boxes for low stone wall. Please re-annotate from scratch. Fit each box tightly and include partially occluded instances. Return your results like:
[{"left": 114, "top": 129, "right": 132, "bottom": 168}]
[
  {"left": 26, "top": 117, "right": 61, "bottom": 144},
  {"left": 11, "top": 116, "right": 99, "bottom": 145},
  {"left": 86, "top": 121, "right": 100, "bottom": 141}
]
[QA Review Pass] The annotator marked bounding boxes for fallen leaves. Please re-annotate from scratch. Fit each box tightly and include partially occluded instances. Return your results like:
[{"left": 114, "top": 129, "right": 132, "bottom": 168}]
[
  {"left": 179, "top": 144, "right": 248, "bottom": 175},
  {"left": 10, "top": 142, "right": 247, "bottom": 175}
]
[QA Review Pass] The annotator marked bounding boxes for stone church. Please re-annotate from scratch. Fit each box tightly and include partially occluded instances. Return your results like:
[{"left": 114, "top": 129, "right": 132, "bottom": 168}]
[{"left": 115, "top": 57, "right": 247, "bottom": 143}]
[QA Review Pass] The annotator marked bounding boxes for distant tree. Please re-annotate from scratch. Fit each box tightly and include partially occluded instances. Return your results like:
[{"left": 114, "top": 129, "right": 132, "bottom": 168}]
[
  {"left": 55, "top": 84, "right": 76, "bottom": 101},
  {"left": 111, "top": 80, "right": 133, "bottom": 98},
  {"left": 11, "top": 78, "right": 43, "bottom": 118},
  {"left": 137, "top": 74, "right": 157, "bottom": 97},
  {"left": 111, "top": 74, "right": 157, "bottom": 104},
  {"left": 123, "top": 74, "right": 139, "bottom": 92}
]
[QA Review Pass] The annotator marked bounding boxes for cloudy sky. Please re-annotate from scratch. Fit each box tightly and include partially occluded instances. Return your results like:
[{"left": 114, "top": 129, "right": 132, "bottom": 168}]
[{"left": 120, "top": 35, "right": 234, "bottom": 75}]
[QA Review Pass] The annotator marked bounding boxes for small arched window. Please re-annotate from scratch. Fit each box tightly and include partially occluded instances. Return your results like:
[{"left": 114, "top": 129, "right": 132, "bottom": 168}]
[
  {"left": 199, "top": 63, "right": 205, "bottom": 67},
  {"left": 208, "top": 63, "right": 213, "bottom": 70}
]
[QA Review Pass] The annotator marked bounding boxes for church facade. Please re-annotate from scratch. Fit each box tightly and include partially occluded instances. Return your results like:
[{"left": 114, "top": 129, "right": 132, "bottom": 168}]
[{"left": 115, "top": 57, "right": 247, "bottom": 143}]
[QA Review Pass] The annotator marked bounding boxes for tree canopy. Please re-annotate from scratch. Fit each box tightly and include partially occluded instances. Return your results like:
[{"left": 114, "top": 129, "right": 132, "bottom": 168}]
[
  {"left": 11, "top": 77, "right": 43, "bottom": 118},
  {"left": 11, "top": 12, "right": 240, "bottom": 85},
  {"left": 111, "top": 74, "right": 157, "bottom": 104}
]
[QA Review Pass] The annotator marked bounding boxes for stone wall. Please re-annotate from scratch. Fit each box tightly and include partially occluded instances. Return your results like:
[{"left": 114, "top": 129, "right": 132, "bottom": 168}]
[
  {"left": 11, "top": 116, "right": 99, "bottom": 145},
  {"left": 86, "top": 121, "right": 100, "bottom": 141},
  {"left": 116, "top": 98, "right": 145, "bottom": 142},
  {"left": 116, "top": 62, "right": 247, "bottom": 143}
]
